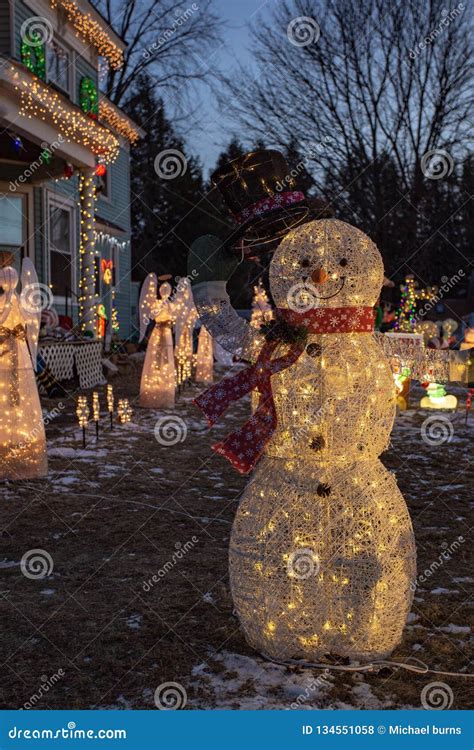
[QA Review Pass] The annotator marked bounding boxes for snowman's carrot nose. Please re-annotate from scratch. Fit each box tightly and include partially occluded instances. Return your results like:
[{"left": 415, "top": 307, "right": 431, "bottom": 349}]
[{"left": 311, "top": 267, "right": 328, "bottom": 284}]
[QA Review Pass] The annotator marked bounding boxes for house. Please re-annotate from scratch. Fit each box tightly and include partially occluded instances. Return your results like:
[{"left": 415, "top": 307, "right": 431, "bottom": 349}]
[{"left": 0, "top": 0, "right": 143, "bottom": 340}]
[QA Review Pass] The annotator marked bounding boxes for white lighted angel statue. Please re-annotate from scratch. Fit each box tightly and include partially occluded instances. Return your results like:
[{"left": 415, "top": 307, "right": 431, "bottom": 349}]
[
  {"left": 173, "top": 277, "right": 198, "bottom": 384},
  {"left": 0, "top": 252, "right": 47, "bottom": 480},
  {"left": 139, "top": 274, "right": 177, "bottom": 409},
  {"left": 195, "top": 324, "right": 214, "bottom": 385}
]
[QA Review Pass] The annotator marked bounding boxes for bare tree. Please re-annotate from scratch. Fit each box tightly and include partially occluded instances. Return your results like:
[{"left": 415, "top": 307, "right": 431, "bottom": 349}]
[
  {"left": 219, "top": 0, "right": 473, "bottom": 279},
  {"left": 91, "top": 0, "right": 221, "bottom": 109}
]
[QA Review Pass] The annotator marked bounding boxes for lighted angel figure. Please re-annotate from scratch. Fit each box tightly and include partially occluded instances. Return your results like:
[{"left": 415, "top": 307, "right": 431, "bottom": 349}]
[
  {"left": 0, "top": 252, "right": 47, "bottom": 480},
  {"left": 195, "top": 324, "right": 214, "bottom": 385},
  {"left": 173, "top": 277, "right": 198, "bottom": 384},
  {"left": 139, "top": 274, "right": 177, "bottom": 409}
]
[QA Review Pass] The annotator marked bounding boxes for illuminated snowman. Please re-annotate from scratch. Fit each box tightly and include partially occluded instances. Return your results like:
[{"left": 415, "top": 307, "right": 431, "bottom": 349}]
[{"left": 190, "top": 219, "right": 464, "bottom": 663}]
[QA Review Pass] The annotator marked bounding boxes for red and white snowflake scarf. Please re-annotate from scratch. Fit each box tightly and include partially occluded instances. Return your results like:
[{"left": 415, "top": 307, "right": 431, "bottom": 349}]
[{"left": 194, "top": 306, "right": 375, "bottom": 474}]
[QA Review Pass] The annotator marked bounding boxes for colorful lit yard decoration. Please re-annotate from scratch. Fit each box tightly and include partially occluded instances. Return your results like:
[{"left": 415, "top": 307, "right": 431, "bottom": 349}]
[
  {"left": 190, "top": 219, "right": 472, "bottom": 664},
  {"left": 0, "top": 254, "right": 47, "bottom": 480},
  {"left": 139, "top": 275, "right": 177, "bottom": 409}
]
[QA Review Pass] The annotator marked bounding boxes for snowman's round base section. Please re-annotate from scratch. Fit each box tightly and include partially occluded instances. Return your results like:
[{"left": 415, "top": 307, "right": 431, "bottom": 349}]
[{"left": 230, "top": 456, "right": 416, "bottom": 663}]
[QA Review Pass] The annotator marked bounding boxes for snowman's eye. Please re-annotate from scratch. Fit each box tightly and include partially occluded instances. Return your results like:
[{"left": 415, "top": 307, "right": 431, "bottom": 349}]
[
  {"left": 339, "top": 258, "right": 348, "bottom": 267},
  {"left": 300, "top": 258, "right": 311, "bottom": 268}
]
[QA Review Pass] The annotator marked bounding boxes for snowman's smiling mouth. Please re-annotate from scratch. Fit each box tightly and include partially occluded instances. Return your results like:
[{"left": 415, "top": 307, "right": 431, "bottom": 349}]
[{"left": 302, "top": 276, "right": 346, "bottom": 299}]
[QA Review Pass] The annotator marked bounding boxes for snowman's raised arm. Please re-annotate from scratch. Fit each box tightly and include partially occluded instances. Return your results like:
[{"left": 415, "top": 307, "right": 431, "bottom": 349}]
[
  {"left": 377, "top": 332, "right": 472, "bottom": 384},
  {"left": 188, "top": 235, "right": 264, "bottom": 362}
]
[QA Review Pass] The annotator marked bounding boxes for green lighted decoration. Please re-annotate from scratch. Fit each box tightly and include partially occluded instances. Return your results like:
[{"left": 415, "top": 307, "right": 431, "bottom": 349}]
[
  {"left": 21, "top": 33, "right": 46, "bottom": 80},
  {"left": 79, "top": 76, "right": 99, "bottom": 119}
]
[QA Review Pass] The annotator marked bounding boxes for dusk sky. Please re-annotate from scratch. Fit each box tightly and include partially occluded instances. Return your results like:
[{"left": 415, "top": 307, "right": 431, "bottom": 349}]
[{"left": 186, "top": 0, "right": 266, "bottom": 175}]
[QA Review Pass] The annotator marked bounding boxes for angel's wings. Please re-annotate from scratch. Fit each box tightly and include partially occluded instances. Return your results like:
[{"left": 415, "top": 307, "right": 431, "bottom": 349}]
[
  {"left": 139, "top": 273, "right": 158, "bottom": 342},
  {"left": 20, "top": 258, "right": 41, "bottom": 364}
]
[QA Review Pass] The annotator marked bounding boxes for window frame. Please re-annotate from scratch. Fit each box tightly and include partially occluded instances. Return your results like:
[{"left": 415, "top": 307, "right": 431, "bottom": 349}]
[
  {"left": 46, "top": 37, "right": 73, "bottom": 98},
  {"left": 46, "top": 192, "right": 77, "bottom": 304}
]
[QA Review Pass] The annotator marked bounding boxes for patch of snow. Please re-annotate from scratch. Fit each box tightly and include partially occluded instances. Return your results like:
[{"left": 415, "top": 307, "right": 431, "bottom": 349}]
[
  {"left": 202, "top": 592, "right": 215, "bottom": 605},
  {"left": 439, "top": 624, "right": 470, "bottom": 634},
  {"left": 40, "top": 588, "right": 55, "bottom": 596},
  {"left": 0, "top": 559, "right": 19, "bottom": 568},
  {"left": 126, "top": 613, "right": 142, "bottom": 630},
  {"left": 431, "top": 588, "right": 459, "bottom": 595},
  {"left": 407, "top": 612, "right": 419, "bottom": 624},
  {"left": 452, "top": 576, "right": 472, "bottom": 583}
]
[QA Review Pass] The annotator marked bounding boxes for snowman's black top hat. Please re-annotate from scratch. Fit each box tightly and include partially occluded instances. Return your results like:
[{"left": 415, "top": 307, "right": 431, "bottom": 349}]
[{"left": 211, "top": 149, "right": 332, "bottom": 259}]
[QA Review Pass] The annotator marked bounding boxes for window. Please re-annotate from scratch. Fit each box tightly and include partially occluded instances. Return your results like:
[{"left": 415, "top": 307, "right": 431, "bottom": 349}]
[
  {"left": 96, "top": 167, "right": 111, "bottom": 201},
  {"left": 47, "top": 40, "right": 71, "bottom": 94},
  {"left": 48, "top": 201, "right": 75, "bottom": 297},
  {"left": 0, "top": 195, "right": 24, "bottom": 248}
]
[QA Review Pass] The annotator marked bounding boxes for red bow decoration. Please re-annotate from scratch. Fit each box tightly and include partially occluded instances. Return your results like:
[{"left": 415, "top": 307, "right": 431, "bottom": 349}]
[
  {"left": 101, "top": 259, "right": 113, "bottom": 272},
  {"left": 195, "top": 306, "right": 375, "bottom": 474}
]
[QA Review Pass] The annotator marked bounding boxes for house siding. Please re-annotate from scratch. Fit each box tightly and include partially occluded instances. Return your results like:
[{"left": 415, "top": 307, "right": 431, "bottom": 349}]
[
  {"left": 6, "top": 0, "right": 134, "bottom": 339},
  {"left": 0, "top": 0, "right": 12, "bottom": 56}
]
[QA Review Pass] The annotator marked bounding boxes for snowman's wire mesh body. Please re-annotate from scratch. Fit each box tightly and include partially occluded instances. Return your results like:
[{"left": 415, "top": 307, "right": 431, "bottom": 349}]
[{"left": 197, "top": 220, "right": 416, "bottom": 662}]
